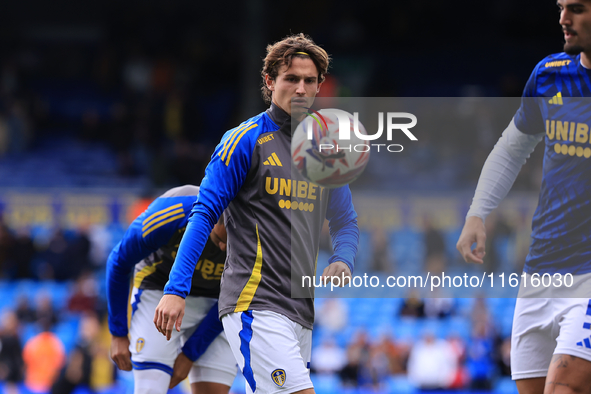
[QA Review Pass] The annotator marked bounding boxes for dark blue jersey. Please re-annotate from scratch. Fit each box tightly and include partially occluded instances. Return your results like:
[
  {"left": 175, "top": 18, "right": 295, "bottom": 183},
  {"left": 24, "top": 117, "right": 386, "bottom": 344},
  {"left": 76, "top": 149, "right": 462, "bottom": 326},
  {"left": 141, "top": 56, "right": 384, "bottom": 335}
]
[{"left": 514, "top": 53, "right": 591, "bottom": 274}]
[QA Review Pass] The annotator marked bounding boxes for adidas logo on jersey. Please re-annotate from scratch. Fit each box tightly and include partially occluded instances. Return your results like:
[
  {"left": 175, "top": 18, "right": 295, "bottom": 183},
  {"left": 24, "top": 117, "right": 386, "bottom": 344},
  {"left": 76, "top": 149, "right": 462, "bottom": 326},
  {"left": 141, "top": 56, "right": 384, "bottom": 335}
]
[
  {"left": 576, "top": 336, "right": 591, "bottom": 348},
  {"left": 548, "top": 92, "right": 563, "bottom": 105},
  {"left": 263, "top": 152, "right": 283, "bottom": 166}
]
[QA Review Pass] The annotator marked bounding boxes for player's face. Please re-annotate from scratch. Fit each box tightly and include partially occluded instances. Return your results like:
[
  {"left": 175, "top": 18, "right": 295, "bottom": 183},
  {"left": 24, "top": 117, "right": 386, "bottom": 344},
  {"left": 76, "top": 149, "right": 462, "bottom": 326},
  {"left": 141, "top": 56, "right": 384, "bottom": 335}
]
[
  {"left": 266, "top": 57, "right": 322, "bottom": 120},
  {"left": 558, "top": 0, "right": 591, "bottom": 54}
]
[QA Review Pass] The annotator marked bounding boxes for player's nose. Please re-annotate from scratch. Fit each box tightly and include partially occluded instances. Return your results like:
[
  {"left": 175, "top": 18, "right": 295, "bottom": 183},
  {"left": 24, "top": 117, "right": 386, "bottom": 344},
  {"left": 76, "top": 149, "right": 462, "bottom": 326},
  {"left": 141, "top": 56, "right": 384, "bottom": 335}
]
[
  {"left": 295, "top": 80, "right": 306, "bottom": 94},
  {"left": 559, "top": 10, "right": 571, "bottom": 26}
]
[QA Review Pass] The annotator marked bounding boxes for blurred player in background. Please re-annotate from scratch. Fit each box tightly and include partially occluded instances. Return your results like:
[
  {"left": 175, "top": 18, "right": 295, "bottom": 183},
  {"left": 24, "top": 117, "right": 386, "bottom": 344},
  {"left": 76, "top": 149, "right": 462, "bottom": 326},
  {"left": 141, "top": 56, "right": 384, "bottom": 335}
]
[
  {"left": 154, "top": 33, "right": 359, "bottom": 394},
  {"left": 106, "top": 185, "right": 236, "bottom": 394},
  {"left": 457, "top": 1, "right": 591, "bottom": 393}
]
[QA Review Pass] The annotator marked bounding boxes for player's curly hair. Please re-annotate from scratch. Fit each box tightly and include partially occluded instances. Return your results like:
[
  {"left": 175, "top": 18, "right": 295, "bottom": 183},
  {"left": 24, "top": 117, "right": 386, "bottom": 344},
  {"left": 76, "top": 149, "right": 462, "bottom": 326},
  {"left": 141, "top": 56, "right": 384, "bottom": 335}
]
[{"left": 261, "top": 33, "right": 331, "bottom": 105}]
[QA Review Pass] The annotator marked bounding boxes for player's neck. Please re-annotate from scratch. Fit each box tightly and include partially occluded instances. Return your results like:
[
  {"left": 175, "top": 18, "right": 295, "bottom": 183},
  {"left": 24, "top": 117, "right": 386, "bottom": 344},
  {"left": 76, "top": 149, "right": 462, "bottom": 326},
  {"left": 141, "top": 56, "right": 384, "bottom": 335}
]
[{"left": 581, "top": 52, "right": 591, "bottom": 69}]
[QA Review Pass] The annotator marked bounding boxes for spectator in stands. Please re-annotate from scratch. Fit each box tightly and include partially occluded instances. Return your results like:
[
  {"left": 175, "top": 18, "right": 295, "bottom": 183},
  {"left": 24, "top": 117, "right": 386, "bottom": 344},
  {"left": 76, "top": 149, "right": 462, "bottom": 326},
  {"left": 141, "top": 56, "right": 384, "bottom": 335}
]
[
  {"left": 35, "top": 293, "right": 59, "bottom": 328},
  {"left": 43, "top": 228, "right": 68, "bottom": 280},
  {"left": 466, "top": 321, "right": 495, "bottom": 390},
  {"left": 340, "top": 330, "right": 371, "bottom": 388},
  {"left": 0, "top": 221, "right": 15, "bottom": 278},
  {"left": 370, "top": 227, "right": 392, "bottom": 273},
  {"left": 424, "top": 293, "right": 455, "bottom": 319},
  {"left": 407, "top": 331, "right": 457, "bottom": 390},
  {"left": 365, "top": 342, "right": 391, "bottom": 390},
  {"left": 15, "top": 295, "right": 36, "bottom": 324},
  {"left": 12, "top": 228, "right": 36, "bottom": 279},
  {"left": 422, "top": 216, "right": 446, "bottom": 274},
  {"left": 65, "top": 227, "right": 91, "bottom": 279},
  {"left": 470, "top": 297, "right": 492, "bottom": 332},
  {"left": 447, "top": 333, "right": 469, "bottom": 389},
  {"left": 0, "top": 311, "right": 24, "bottom": 394},
  {"left": 22, "top": 317, "right": 66, "bottom": 393},
  {"left": 67, "top": 272, "right": 98, "bottom": 314},
  {"left": 399, "top": 291, "right": 425, "bottom": 318},
  {"left": 315, "top": 298, "right": 348, "bottom": 334},
  {"left": 312, "top": 337, "right": 347, "bottom": 375},
  {"left": 375, "top": 333, "right": 409, "bottom": 375},
  {"left": 50, "top": 312, "right": 101, "bottom": 394}
]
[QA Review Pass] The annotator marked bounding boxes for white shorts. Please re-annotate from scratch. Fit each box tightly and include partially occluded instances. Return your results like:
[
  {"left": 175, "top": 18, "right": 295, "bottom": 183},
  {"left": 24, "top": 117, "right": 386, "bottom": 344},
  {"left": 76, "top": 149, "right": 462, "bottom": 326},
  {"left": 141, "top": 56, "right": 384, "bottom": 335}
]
[
  {"left": 129, "top": 288, "right": 237, "bottom": 386},
  {"left": 511, "top": 273, "right": 591, "bottom": 380},
  {"left": 222, "top": 310, "right": 313, "bottom": 394}
]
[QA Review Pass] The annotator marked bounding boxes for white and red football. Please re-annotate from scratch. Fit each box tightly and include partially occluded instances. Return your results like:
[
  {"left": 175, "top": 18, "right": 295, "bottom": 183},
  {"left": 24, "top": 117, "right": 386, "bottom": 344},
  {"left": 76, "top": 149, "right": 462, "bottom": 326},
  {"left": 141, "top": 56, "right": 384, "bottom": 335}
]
[{"left": 291, "top": 109, "right": 370, "bottom": 188}]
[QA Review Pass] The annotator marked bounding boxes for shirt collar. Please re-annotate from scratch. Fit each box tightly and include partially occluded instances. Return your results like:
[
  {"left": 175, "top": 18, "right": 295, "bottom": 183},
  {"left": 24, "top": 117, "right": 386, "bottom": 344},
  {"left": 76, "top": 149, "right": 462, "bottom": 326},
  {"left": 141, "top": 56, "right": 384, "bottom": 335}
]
[{"left": 266, "top": 102, "right": 297, "bottom": 137}]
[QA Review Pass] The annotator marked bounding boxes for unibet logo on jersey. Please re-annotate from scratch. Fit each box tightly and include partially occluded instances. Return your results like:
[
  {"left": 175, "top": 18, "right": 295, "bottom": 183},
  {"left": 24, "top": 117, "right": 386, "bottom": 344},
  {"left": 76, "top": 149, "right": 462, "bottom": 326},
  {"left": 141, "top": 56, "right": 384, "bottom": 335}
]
[{"left": 545, "top": 118, "right": 591, "bottom": 158}]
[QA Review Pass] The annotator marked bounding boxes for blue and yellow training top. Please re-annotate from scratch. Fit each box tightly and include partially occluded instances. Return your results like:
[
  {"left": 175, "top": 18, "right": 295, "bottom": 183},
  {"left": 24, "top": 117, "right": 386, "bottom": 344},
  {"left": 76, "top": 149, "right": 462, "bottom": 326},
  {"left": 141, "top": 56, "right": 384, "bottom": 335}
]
[
  {"left": 166, "top": 104, "right": 359, "bottom": 329},
  {"left": 106, "top": 185, "right": 226, "bottom": 337}
]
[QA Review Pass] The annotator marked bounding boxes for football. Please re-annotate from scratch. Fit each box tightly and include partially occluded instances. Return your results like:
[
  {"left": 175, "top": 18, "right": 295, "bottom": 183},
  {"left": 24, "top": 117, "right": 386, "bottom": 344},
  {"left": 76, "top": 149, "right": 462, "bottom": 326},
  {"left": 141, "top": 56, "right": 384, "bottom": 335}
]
[{"left": 291, "top": 108, "right": 370, "bottom": 188}]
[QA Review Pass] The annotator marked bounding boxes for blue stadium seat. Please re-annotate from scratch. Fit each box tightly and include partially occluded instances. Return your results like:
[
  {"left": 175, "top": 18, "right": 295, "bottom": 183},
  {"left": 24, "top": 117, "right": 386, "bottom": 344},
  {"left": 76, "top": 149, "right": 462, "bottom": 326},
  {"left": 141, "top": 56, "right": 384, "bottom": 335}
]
[
  {"left": 311, "top": 374, "right": 342, "bottom": 394},
  {"left": 386, "top": 375, "right": 416, "bottom": 393}
]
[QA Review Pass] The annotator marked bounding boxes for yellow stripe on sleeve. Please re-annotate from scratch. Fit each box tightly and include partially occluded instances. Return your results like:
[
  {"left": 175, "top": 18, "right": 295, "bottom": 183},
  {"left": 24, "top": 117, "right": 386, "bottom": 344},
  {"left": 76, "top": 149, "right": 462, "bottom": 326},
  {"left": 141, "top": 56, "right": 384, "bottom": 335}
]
[
  {"left": 142, "top": 213, "right": 186, "bottom": 238},
  {"left": 220, "top": 122, "right": 252, "bottom": 161},
  {"left": 142, "top": 208, "right": 184, "bottom": 233},
  {"left": 219, "top": 127, "right": 242, "bottom": 158},
  {"left": 234, "top": 224, "right": 263, "bottom": 312},
  {"left": 225, "top": 124, "right": 258, "bottom": 166},
  {"left": 142, "top": 203, "right": 183, "bottom": 226}
]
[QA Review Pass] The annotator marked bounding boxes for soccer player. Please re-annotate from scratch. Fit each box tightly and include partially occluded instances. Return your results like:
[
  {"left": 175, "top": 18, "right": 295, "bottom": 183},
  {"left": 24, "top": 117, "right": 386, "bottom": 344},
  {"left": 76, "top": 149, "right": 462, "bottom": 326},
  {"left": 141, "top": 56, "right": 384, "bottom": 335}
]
[
  {"left": 154, "top": 33, "right": 359, "bottom": 394},
  {"left": 457, "top": 1, "right": 591, "bottom": 393},
  {"left": 106, "top": 185, "right": 236, "bottom": 394}
]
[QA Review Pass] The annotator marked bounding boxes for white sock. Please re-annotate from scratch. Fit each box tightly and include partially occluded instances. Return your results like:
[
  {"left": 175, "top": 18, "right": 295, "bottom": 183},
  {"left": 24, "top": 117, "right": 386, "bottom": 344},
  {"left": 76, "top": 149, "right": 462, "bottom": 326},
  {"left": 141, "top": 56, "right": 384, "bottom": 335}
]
[{"left": 133, "top": 368, "right": 172, "bottom": 394}]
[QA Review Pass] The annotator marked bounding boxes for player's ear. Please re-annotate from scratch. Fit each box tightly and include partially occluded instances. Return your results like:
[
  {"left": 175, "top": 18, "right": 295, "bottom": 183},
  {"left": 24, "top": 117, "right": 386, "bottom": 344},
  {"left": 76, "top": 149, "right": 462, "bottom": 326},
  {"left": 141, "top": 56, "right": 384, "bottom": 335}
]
[
  {"left": 316, "top": 81, "right": 322, "bottom": 94},
  {"left": 265, "top": 74, "right": 275, "bottom": 91}
]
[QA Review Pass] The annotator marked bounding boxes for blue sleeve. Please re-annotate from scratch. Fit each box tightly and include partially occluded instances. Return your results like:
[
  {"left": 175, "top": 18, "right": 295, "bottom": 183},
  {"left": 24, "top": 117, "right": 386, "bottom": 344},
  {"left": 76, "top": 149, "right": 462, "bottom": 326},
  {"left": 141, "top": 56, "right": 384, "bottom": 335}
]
[
  {"left": 181, "top": 302, "right": 223, "bottom": 361},
  {"left": 514, "top": 61, "right": 545, "bottom": 135},
  {"left": 165, "top": 122, "right": 259, "bottom": 297},
  {"left": 106, "top": 196, "right": 193, "bottom": 337},
  {"left": 325, "top": 185, "right": 359, "bottom": 273}
]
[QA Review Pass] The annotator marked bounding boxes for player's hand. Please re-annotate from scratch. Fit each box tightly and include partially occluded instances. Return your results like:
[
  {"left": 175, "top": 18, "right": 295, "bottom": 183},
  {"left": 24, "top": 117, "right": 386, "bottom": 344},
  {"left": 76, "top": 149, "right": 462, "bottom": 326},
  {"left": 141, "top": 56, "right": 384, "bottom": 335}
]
[
  {"left": 154, "top": 294, "right": 185, "bottom": 340},
  {"left": 110, "top": 335, "right": 132, "bottom": 371},
  {"left": 210, "top": 222, "right": 227, "bottom": 251},
  {"left": 456, "top": 216, "right": 486, "bottom": 264},
  {"left": 321, "top": 261, "right": 351, "bottom": 286},
  {"left": 169, "top": 352, "right": 193, "bottom": 388}
]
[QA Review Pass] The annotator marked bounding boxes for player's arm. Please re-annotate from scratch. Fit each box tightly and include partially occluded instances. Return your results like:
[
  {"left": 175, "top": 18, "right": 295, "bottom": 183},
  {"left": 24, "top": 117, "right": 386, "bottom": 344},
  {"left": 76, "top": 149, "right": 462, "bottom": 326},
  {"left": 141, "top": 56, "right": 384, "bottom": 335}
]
[
  {"left": 155, "top": 125, "right": 257, "bottom": 339},
  {"left": 457, "top": 119, "right": 543, "bottom": 263},
  {"left": 107, "top": 196, "right": 193, "bottom": 369},
  {"left": 322, "top": 185, "right": 359, "bottom": 285},
  {"left": 458, "top": 60, "right": 545, "bottom": 264},
  {"left": 169, "top": 302, "right": 223, "bottom": 388}
]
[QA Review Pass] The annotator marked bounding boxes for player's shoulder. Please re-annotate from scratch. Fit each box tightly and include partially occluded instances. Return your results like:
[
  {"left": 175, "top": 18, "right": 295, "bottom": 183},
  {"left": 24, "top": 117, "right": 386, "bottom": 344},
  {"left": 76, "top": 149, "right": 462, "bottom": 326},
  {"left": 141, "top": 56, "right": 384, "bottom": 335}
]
[
  {"left": 214, "top": 110, "right": 280, "bottom": 165},
  {"left": 140, "top": 188, "right": 197, "bottom": 227},
  {"left": 534, "top": 52, "right": 579, "bottom": 75},
  {"left": 221, "top": 110, "right": 279, "bottom": 144},
  {"left": 160, "top": 185, "right": 200, "bottom": 198}
]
